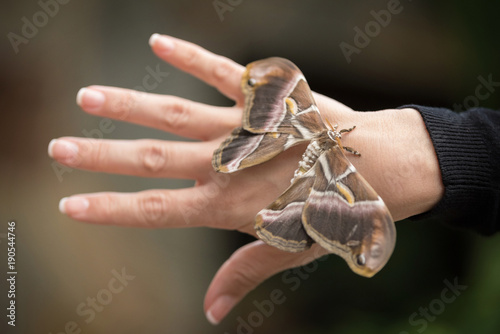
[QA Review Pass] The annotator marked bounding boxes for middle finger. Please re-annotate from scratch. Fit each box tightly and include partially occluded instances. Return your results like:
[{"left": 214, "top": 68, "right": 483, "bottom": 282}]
[{"left": 77, "top": 85, "right": 242, "bottom": 141}]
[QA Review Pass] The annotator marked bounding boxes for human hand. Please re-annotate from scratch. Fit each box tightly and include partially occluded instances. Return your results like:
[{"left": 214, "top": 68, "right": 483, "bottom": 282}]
[{"left": 48, "top": 34, "right": 443, "bottom": 324}]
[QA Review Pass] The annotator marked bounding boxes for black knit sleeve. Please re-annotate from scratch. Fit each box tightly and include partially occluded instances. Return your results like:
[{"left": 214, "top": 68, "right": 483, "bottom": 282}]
[{"left": 399, "top": 105, "right": 500, "bottom": 235}]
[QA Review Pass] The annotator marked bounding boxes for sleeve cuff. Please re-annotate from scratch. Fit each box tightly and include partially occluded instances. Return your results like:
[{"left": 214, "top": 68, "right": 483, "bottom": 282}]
[{"left": 398, "top": 105, "right": 498, "bottom": 235}]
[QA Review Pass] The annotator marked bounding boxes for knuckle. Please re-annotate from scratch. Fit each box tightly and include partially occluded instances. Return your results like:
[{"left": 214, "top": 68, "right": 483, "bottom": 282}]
[
  {"left": 99, "top": 193, "right": 119, "bottom": 222},
  {"left": 110, "top": 91, "right": 138, "bottom": 120},
  {"left": 230, "top": 261, "right": 262, "bottom": 291},
  {"left": 137, "top": 191, "right": 169, "bottom": 227},
  {"left": 139, "top": 142, "right": 169, "bottom": 173},
  {"left": 212, "top": 56, "right": 235, "bottom": 82},
  {"left": 161, "top": 98, "right": 190, "bottom": 130},
  {"left": 79, "top": 139, "right": 107, "bottom": 169},
  {"left": 61, "top": 141, "right": 85, "bottom": 167},
  {"left": 182, "top": 47, "right": 200, "bottom": 68}
]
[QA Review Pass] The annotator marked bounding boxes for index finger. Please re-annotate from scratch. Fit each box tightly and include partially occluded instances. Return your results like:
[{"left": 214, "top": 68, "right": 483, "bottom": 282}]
[{"left": 149, "top": 34, "right": 245, "bottom": 102}]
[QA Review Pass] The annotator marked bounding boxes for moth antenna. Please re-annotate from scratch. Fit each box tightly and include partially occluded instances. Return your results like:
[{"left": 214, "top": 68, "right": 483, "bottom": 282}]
[{"left": 325, "top": 118, "right": 335, "bottom": 130}]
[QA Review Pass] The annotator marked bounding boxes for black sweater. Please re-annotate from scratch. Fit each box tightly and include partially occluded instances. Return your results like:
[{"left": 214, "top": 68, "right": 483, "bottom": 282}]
[{"left": 401, "top": 105, "right": 500, "bottom": 235}]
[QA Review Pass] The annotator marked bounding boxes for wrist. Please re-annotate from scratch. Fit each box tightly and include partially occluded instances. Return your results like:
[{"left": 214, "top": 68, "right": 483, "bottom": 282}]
[
  {"left": 316, "top": 97, "right": 444, "bottom": 220},
  {"left": 363, "top": 107, "right": 444, "bottom": 220},
  {"left": 382, "top": 108, "right": 444, "bottom": 219}
]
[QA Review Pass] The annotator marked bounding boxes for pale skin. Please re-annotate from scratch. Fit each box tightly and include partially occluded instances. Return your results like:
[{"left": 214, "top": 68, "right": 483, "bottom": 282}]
[{"left": 48, "top": 34, "right": 444, "bottom": 325}]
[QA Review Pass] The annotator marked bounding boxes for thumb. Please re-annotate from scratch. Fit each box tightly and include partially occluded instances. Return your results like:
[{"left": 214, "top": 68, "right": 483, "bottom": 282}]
[{"left": 204, "top": 240, "right": 328, "bottom": 325}]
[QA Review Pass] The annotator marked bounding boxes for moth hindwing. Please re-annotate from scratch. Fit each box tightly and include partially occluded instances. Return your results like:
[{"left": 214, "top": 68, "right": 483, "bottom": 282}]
[{"left": 212, "top": 57, "right": 396, "bottom": 277}]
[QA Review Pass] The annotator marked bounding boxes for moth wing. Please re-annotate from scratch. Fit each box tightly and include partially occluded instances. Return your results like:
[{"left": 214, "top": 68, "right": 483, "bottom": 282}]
[
  {"left": 302, "top": 146, "right": 396, "bottom": 277},
  {"left": 255, "top": 170, "right": 316, "bottom": 252},
  {"left": 212, "top": 127, "right": 306, "bottom": 173},
  {"left": 242, "top": 58, "right": 326, "bottom": 137},
  {"left": 213, "top": 58, "right": 329, "bottom": 173}
]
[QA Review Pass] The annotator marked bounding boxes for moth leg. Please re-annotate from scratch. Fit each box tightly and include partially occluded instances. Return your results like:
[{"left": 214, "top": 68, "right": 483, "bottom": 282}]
[
  {"left": 338, "top": 125, "right": 360, "bottom": 155},
  {"left": 343, "top": 146, "right": 361, "bottom": 156},
  {"left": 339, "top": 125, "right": 356, "bottom": 134}
]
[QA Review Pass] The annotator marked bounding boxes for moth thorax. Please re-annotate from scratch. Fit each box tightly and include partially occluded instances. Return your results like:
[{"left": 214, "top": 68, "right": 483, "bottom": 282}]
[
  {"left": 327, "top": 129, "right": 341, "bottom": 141},
  {"left": 291, "top": 140, "right": 322, "bottom": 183}
]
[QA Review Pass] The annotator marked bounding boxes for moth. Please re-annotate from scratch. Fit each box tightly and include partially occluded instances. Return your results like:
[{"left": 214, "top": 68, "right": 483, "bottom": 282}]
[{"left": 212, "top": 58, "right": 396, "bottom": 277}]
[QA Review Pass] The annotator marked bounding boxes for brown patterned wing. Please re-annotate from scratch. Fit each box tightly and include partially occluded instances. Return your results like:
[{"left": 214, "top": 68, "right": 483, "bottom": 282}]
[
  {"left": 241, "top": 57, "right": 326, "bottom": 136},
  {"left": 255, "top": 170, "right": 316, "bottom": 252},
  {"left": 212, "top": 127, "right": 304, "bottom": 173},
  {"left": 302, "top": 146, "right": 396, "bottom": 277},
  {"left": 213, "top": 57, "right": 327, "bottom": 173}
]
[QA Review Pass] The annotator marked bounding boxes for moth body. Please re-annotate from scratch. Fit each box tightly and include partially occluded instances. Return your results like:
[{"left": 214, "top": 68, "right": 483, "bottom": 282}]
[
  {"left": 292, "top": 127, "right": 347, "bottom": 184},
  {"left": 292, "top": 133, "right": 331, "bottom": 183}
]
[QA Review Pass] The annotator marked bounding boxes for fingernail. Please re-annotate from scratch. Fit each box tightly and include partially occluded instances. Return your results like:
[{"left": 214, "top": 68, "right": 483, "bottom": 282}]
[
  {"left": 48, "top": 139, "right": 80, "bottom": 165},
  {"left": 77, "top": 87, "right": 106, "bottom": 112},
  {"left": 48, "top": 139, "right": 57, "bottom": 158},
  {"left": 59, "top": 197, "right": 89, "bottom": 215},
  {"left": 148, "top": 33, "right": 160, "bottom": 47},
  {"left": 206, "top": 295, "right": 238, "bottom": 325},
  {"left": 149, "top": 33, "right": 174, "bottom": 54}
]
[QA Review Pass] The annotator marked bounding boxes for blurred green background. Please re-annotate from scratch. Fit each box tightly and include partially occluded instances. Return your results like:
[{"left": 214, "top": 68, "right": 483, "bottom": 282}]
[{"left": 1, "top": 0, "right": 499, "bottom": 333}]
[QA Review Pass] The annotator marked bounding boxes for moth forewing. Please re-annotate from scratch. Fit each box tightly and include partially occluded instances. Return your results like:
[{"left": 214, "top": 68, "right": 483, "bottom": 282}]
[
  {"left": 212, "top": 127, "right": 260, "bottom": 172},
  {"left": 213, "top": 58, "right": 325, "bottom": 173},
  {"left": 241, "top": 58, "right": 326, "bottom": 137},
  {"left": 301, "top": 147, "right": 395, "bottom": 277},
  {"left": 241, "top": 58, "right": 305, "bottom": 134},
  {"left": 213, "top": 127, "right": 288, "bottom": 173}
]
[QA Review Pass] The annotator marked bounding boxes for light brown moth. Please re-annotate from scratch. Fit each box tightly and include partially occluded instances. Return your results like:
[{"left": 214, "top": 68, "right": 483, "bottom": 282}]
[{"left": 212, "top": 58, "right": 396, "bottom": 277}]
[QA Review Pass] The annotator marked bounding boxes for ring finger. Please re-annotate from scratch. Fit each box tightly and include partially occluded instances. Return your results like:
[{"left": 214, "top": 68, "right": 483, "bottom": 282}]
[{"left": 48, "top": 137, "right": 218, "bottom": 179}]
